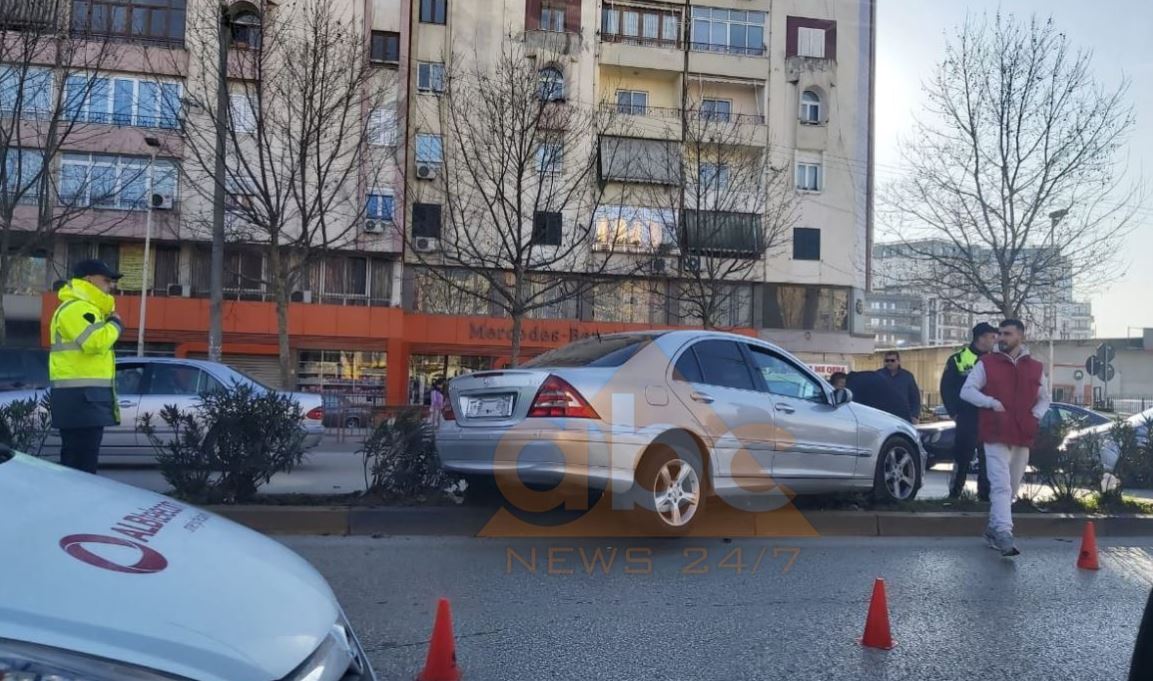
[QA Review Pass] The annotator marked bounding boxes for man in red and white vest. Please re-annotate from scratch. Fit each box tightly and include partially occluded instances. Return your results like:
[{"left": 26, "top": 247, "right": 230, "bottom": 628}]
[{"left": 961, "top": 319, "right": 1050, "bottom": 557}]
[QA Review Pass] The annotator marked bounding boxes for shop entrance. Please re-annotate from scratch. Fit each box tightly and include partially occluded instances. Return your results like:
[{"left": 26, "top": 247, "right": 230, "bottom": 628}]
[{"left": 408, "top": 354, "right": 494, "bottom": 405}]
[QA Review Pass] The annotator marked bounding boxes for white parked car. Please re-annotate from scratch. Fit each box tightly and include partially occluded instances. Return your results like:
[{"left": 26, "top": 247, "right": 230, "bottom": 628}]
[
  {"left": 0, "top": 358, "right": 325, "bottom": 463},
  {"left": 0, "top": 446, "right": 376, "bottom": 681},
  {"left": 1062, "top": 406, "right": 1152, "bottom": 472}
]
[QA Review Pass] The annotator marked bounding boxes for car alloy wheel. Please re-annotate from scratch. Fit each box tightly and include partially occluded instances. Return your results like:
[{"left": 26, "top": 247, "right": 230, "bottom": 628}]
[
  {"left": 651, "top": 458, "right": 702, "bottom": 528},
  {"left": 882, "top": 444, "right": 918, "bottom": 501}
]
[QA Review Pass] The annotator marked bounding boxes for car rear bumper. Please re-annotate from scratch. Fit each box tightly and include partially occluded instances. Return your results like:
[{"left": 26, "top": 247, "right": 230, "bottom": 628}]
[{"left": 436, "top": 423, "right": 647, "bottom": 489}]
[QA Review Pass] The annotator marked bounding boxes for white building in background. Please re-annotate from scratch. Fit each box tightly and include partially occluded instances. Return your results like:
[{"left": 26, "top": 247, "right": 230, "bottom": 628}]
[{"left": 869, "top": 240, "right": 1094, "bottom": 348}]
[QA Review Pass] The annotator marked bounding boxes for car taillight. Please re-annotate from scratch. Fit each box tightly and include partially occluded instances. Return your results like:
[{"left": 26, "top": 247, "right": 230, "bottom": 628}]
[
  {"left": 306, "top": 407, "right": 324, "bottom": 421},
  {"left": 442, "top": 399, "right": 455, "bottom": 421},
  {"left": 527, "top": 375, "right": 599, "bottom": 419}
]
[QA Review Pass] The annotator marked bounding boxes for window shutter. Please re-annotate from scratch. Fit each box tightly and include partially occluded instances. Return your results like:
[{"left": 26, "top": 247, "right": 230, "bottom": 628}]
[
  {"left": 564, "top": 0, "right": 580, "bottom": 32},
  {"left": 525, "top": 0, "right": 541, "bottom": 30}
]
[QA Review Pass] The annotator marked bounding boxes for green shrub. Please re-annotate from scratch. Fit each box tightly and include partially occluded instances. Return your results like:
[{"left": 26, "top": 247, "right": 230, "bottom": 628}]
[
  {"left": 1030, "top": 421, "right": 1103, "bottom": 505},
  {"left": 139, "top": 383, "right": 307, "bottom": 503},
  {"left": 360, "top": 408, "right": 463, "bottom": 501},
  {"left": 1111, "top": 416, "right": 1153, "bottom": 490},
  {"left": 0, "top": 395, "right": 50, "bottom": 454}
]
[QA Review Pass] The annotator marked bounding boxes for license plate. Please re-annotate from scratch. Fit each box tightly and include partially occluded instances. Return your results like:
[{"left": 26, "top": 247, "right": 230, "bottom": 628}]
[{"left": 464, "top": 394, "right": 514, "bottom": 418}]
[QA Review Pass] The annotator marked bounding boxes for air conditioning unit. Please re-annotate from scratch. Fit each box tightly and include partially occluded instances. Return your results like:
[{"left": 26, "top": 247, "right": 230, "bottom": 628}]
[
  {"left": 364, "top": 220, "right": 384, "bottom": 234},
  {"left": 413, "top": 236, "right": 441, "bottom": 253},
  {"left": 415, "top": 163, "right": 439, "bottom": 181},
  {"left": 151, "top": 194, "right": 175, "bottom": 210},
  {"left": 166, "top": 283, "right": 191, "bottom": 297},
  {"left": 290, "top": 290, "right": 312, "bottom": 303},
  {"left": 650, "top": 258, "right": 668, "bottom": 275},
  {"left": 682, "top": 255, "right": 702, "bottom": 274}
]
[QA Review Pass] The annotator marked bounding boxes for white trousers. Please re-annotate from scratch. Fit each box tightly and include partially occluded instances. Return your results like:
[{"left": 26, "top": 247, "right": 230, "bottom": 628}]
[
  {"left": 984, "top": 443, "right": 1030, "bottom": 535},
  {"left": 982, "top": 444, "right": 1028, "bottom": 534}
]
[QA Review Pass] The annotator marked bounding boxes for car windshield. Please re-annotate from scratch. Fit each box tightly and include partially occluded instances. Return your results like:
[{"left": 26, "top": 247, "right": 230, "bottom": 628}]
[{"left": 522, "top": 335, "right": 656, "bottom": 368}]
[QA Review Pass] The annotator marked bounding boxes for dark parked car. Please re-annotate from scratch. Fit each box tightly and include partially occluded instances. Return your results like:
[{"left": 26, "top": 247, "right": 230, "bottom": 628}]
[
  {"left": 0, "top": 348, "right": 48, "bottom": 392},
  {"left": 321, "top": 394, "right": 374, "bottom": 429},
  {"left": 917, "top": 402, "right": 1111, "bottom": 469}
]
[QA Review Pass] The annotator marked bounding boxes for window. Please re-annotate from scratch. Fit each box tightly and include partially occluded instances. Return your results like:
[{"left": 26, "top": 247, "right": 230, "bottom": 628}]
[
  {"left": 601, "top": 3, "right": 680, "bottom": 46},
  {"left": 71, "top": 0, "right": 188, "bottom": 44},
  {"left": 616, "top": 90, "right": 647, "bottom": 115},
  {"left": 682, "top": 211, "right": 760, "bottom": 257},
  {"left": 65, "top": 75, "right": 181, "bottom": 129},
  {"left": 0, "top": 66, "right": 52, "bottom": 118},
  {"left": 416, "top": 133, "right": 444, "bottom": 164},
  {"left": 539, "top": 66, "right": 565, "bottom": 101},
  {"left": 115, "top": 364, "right": 146, "bottom": 395},
  {"left": 230, "top": 10, "right": 260, "bottom": 48},
  {"left": 532, "top": 211, "right": 562, "bottom": 246},
  {"left": 541, "top": 3, "right": 565, "bottom": 32},
  {"left": 418, "top": 62, "right": 445, "bottom": 93},
  {"left": 371, "top": 31, "right": 401, "bottom": 63},
  {"left": 536, "top": 141, "right": 563, "bottom": 174},
  {"left": 699, "top": 98, "right": 731, "bottom": 122},
  {"left": 796, "top": 161, "right": 822, "bottom": 191},
  {"left": 224, "top": 249, "right": 263, "bottom": 292},
  {"left": 147, "top": 364, "right": 207, "bottom": 396},
  {"left": 747, "top": 346, "right": 823, "bottom": 401},
  {"left": 592, "top": 280, "right": 660, "bottom": 324},
  {"left": 368, "top": 107, "right": 397, "bottom": 146},
  {"left": 698, "top": 162, "right": 729, "bottom": 190},
  {"left": 763, "top": 284, "right": 849, "bottom": 331},
  {"left": 366, "top": 192, "right": 395, "bottom": 222},
  {"left": 800, "top": 90, "right": 821, "bottom": 124},
  {"left": 673, "top": 349, "right": 703, "bottom": 383},
  {"left": 412, "top": 268, "right": 491, "bottom": 315},
  {"left": 59, "top": 153, "right": 178, "bottom": 210},
  {"left": 1, "top": 149, "right": 44, "bottom": 204},
  {"left": 593, "top": 205, "right": 674, "bottom": 252},
  {"left": 523, "top": 277, "right": 579, "bottom": 320},
  {"left": 525, "top": 334, "right": 654, "bottom": 367},
  {"left": 598, "top": 136, "right": 681, "bottom": 185},
  {"left": 420, "top": 0, "right": 447, "bottom": 24},
  {"left": 690, "top": 340, "right": 756, "bottom": 391},
  {"left": 793, "top": 227, "right": 820, "bottom": 260},
  {"left": 229, "top": 93, "right": 256, "bottom": 133},
  {"left": 412, "top": 203, "right": 442, "bottom": 238},
  {"left": 787, "top": 17, "right": 836, "bottom": 60},
  {"left": 690, "top": 7, "right": 765, "bottom": 56},
  {"left": 797, "top": 27, "right": 825, "bottom": 58}
]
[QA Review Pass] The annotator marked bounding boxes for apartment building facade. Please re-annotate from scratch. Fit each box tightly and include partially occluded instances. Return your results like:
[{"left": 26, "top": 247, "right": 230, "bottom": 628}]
[{"left": 2, "top": 0, "right": 875, "bottom": 405}]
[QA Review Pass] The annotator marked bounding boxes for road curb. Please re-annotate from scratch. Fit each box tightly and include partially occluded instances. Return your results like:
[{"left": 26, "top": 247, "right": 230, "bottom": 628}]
[{"left": 207, "top": 505, "right": 1153, "bottom": 538}]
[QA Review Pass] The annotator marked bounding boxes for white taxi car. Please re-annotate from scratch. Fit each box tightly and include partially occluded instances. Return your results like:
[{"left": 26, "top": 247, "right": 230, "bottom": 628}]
[{"left": 0, "top": 446, "right": 375, "bottom": 681}]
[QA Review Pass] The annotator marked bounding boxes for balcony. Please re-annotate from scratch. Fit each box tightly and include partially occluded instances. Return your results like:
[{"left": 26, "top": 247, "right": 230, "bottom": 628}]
[
  {"left": 599, "top": 39, "right": 683, "bottom": 72},
  {"left": 524, "top": 29, "right": 583, "bottom": 57},
  {"left": 688, "top": 44, "right": 769, "bottom": 82},
  {"left": 601, "top": 104, "right": 767, "bottom": 147}
]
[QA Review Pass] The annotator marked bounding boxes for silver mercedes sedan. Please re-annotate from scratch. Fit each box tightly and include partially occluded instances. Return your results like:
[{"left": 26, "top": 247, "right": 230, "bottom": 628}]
[{"left": 436, "top": 330, "right": 926, "bottom": 531}]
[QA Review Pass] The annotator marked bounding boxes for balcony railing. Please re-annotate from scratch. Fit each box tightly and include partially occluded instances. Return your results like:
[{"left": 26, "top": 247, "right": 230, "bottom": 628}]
[
  {"left": 601, "top": 104, "right": 765, "bottom": 125},
  {"left": 689, "top": 42, "right": 766, "bottom": 57}
]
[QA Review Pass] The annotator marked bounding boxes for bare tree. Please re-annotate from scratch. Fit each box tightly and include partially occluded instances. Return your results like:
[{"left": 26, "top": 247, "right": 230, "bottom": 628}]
[
  {"left": 407, "top": 39, "right": 633, "bottom": 366},
  {"left": 883, "top": 12, "right": 1140, "bottom": 321},
  {"left": 0, "top": 0, "right": 128, "bottom": 343},
  {"left": 645, "top": 101, "right": 796, "bottom": 329},
  {"left": 176, "top": 0, "right": 388, "bottom": 385}
]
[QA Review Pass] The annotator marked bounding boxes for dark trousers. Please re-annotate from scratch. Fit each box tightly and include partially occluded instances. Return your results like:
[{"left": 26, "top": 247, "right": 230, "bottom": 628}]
[
  {"left": 59, "top": 427, "right": 105, "bottom": 474},
  {"left": 951, "top": 417, "right": 989, "bottom": 499}
]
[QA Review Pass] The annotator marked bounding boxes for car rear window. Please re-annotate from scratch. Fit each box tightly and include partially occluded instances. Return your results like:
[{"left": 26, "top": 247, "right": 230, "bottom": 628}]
[{"left": 523, "top": 335, "right": 654, "bottom": 368}]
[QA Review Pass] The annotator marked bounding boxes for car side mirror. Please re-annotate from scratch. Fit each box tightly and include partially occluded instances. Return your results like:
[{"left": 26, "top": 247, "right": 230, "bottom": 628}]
[{"left": 833, "top": 388, "right": 853, "bottom": 406}]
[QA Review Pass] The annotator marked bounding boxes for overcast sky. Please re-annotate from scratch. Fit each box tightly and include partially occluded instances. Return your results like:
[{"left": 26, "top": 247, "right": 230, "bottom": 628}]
[{"left": 874, "top": 0, "right": 1153, "bottom": 338}]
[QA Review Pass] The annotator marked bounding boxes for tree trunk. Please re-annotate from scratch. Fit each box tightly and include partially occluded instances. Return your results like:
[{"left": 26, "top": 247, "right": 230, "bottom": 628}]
[
  {"left": 0, "top": 288, "right": 7, "bottom": 347},
  {"left": 509, "top": 312, "right": 523, "bottom": 368},
  {"left": 268, "top": 246, "right": 294, "bottom": 389}
]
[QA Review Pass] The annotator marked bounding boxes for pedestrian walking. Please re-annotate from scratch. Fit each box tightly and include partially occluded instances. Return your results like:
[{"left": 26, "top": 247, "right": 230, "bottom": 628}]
[
  {"left": 877, "top": 351, "right": 922, "bottom": 423},
  {"left": 961, "top": 319, "right": 1050, "bottom": 557},
  {"left": 49, "top": 260, "right": 124, "bottom": 474},
  {"left": 429, "top": 378, "right": 446, "bottom": 427},
  {"left": 940, "top": 322, "right": 999, "bottom": 500}
]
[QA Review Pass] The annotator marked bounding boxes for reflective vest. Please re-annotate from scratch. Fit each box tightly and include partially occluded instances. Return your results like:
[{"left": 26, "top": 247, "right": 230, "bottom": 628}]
[
  {"left": 48, "top": 279, "right": 121, "bottom": 390},
  {"left": 952, "top": 346, "right": 980, "bottom": 376}
]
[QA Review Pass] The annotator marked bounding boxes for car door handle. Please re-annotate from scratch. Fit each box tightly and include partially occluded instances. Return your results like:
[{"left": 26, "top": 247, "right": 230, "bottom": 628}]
[
  {"left": 775, "top": 403, "right": 796, "bottom": 414},
  {"left": 690, "top": 391, "right": 715, "bottom": 404},
  {"left": 119, "top": 400, "right": 136, "bottom": 407}
]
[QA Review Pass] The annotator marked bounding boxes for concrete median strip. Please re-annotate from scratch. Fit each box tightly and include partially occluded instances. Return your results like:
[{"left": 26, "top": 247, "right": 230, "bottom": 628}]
[{"left": 206, "top": 505, "right": 1153, "bottom": 538}]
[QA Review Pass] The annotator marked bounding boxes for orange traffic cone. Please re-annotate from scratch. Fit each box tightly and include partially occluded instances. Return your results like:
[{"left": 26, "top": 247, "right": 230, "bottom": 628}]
[
  {"left": 861, "top": 577, "right": 896, "bottom": 650},
  {"left": 418, "top": 598, "right": 462, "bottom": 681},
  {"left": 1077, "top": 521, "right": 1100, "bottom": 571}
]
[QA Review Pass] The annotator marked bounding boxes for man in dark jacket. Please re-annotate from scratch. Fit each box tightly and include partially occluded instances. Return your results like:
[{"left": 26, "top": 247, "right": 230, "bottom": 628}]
[
  {"left": 877, "top": 351, "right": 921, "bottom": 423},
  {"left": 845, "top": 370, "right": 909, "bottom": 421},
  {"left": 940, "top": 322, "right": 999, "bottom": 500}
]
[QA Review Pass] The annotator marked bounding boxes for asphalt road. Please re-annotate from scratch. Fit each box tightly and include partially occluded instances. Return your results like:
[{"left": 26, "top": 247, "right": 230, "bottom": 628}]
[{"left": 285, "top": 536, "right": 1153, "bottom": 681}]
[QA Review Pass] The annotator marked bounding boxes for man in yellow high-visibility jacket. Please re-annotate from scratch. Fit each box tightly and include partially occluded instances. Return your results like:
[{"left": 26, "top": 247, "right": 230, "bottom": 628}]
[{"left": 49, "top": 260, "right": 124, "bottom": 473}]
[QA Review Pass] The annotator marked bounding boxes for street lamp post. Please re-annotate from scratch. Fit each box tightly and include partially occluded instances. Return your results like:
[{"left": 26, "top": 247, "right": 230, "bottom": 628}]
[
  {"left": 137, "top": 136, "right": 162, "bottom": 357},
  {"left": 1046, "top": 208, "right": 1069, "bottom": 400}
]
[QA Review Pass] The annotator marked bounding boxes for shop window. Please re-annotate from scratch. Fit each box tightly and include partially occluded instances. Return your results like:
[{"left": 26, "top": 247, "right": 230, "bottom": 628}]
[
  {"left": 762, "top": 284, "right": 848, "bottom": 331},
  {"left": 408, "top": 354, "right": 493, "bottom": 405},
  {"left": 297, "top": 350, "right": 388, "bottom": 407}
]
